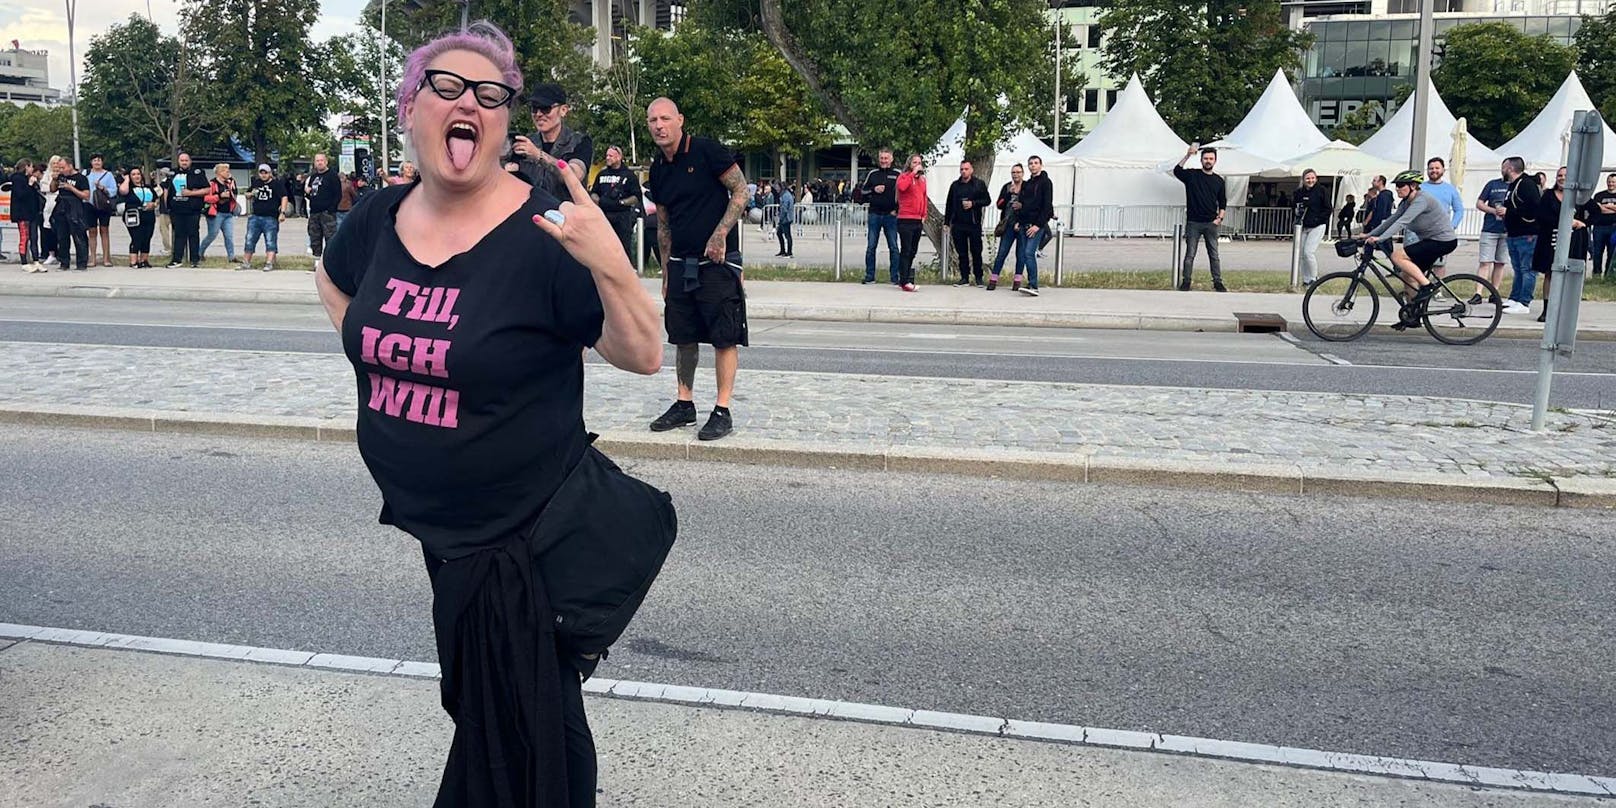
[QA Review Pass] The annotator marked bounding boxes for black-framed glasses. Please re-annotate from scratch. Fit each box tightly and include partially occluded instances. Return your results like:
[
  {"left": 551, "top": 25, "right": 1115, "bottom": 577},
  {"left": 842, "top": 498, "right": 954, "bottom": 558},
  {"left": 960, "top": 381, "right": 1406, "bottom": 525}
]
[{"left": 418, "top": 69, "right": 517, "bottom": 109}]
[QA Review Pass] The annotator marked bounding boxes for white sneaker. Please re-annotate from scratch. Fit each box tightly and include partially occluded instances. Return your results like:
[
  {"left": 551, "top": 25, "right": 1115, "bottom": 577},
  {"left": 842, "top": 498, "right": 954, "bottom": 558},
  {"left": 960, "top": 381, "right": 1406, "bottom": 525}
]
[
  {"left": 1502, "top": 300, "right": 1531, "bottom": 315},
  {"left": 41, "top": 257, "right": 58, "bottom": 267}
]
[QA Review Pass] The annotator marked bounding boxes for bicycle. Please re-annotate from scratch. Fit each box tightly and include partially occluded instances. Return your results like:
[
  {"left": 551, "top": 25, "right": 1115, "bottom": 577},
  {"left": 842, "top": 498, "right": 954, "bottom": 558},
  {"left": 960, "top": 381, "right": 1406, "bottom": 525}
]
[{"left": 1301, "top": 239, "right": 1503, "bottom": 345}]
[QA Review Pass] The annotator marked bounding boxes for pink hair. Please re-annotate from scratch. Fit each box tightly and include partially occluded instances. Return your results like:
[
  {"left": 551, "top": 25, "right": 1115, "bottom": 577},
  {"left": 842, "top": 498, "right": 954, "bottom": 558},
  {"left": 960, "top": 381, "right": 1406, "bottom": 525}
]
[{"left": 396, "top": 21, "right": 523, "bottom": 128}]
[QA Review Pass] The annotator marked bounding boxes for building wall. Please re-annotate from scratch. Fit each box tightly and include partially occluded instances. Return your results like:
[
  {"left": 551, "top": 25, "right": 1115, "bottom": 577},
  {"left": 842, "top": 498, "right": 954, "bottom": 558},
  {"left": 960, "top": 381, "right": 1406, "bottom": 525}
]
[
  {"left": 1297, "top": 12, "right": 1585, "bottom": 131},
  {"left": 1054, "top": 5, "right": 1119, "bottom": 141},
  {"left": 0, "top": 48, "right": 61, "bottom": 108}
]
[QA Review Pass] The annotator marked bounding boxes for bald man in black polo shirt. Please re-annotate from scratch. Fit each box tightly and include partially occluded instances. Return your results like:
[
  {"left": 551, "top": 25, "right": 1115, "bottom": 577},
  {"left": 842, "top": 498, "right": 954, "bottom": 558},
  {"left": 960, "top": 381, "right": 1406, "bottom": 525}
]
[{"left": 645, "top": 97, "right": 750, "bottom": 441}]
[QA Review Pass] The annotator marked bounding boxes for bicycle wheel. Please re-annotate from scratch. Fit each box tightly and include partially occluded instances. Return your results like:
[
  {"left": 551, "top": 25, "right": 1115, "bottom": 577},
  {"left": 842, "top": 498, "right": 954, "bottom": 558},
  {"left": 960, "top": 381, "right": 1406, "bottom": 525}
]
[
  {"left": 1421, "top": 273, "right": 1503, "bottom": 345},
  {"left": 1303, "top": 271, "right": 1379, "bottom": 341}
]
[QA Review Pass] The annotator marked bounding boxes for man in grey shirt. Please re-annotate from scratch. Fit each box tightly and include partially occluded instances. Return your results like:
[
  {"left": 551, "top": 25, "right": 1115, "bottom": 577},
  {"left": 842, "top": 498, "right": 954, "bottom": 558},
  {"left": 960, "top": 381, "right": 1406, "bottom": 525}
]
[{"left": 1364, "top": 169, "right": 1459, "bottom": 325}]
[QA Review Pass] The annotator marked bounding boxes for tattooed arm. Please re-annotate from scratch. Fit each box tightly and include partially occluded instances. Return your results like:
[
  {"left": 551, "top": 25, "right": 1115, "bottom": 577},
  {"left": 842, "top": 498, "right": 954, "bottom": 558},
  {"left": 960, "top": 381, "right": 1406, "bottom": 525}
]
[
  {"left": 704, "top": 164, "right": 748, "bottom": 263},
  {"left": 658, "top": 204, "right": 673, "bottom": 297}
]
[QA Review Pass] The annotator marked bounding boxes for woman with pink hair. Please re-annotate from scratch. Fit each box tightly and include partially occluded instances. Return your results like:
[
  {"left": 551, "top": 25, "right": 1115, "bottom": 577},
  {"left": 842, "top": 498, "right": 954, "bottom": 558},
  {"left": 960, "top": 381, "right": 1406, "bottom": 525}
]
[{"left": 314, "top": 21, "right": 667, "bottom": 808}]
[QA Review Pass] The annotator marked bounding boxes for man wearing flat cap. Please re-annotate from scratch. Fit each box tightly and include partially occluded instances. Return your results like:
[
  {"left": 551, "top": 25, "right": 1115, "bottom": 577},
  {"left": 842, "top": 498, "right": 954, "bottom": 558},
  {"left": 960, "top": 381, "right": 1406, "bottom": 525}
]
[{"left": 512, "top": 82, "right": 595, "bottom": 201}]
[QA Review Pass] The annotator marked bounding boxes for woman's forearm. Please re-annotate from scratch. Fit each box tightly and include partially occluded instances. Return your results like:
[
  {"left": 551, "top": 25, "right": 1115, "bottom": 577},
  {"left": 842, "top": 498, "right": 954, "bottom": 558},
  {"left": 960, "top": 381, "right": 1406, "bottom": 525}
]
[{"left": 590, "top": 259, "right": 662, "bottom": 375}]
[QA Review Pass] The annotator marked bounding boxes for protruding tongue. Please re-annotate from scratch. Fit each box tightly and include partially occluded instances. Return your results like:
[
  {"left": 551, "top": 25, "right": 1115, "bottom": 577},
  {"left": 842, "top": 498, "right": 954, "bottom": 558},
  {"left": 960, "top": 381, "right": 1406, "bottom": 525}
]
[{"left": 447, "top": 136, "right": 475, "bottom": 170}]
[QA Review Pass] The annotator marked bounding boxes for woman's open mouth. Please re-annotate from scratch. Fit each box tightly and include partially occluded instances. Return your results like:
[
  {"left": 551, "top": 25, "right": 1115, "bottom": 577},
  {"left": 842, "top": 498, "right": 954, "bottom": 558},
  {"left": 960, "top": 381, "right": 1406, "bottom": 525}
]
[{"left": 446, "top": 121, "right": 479, "bottom": 171}]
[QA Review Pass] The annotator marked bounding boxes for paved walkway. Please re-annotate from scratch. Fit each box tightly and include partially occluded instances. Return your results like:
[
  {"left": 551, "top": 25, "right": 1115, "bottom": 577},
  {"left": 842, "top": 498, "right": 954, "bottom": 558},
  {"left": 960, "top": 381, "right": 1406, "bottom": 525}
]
[
  {"left": 4, "top": 263, "right": 1615, "bottom": 337},
  {"left": 6, "top": 640, "right": 1595, "bottom": 807},
  {"left": 4, "top": 341, "right": 1613, "bottom": 500}
]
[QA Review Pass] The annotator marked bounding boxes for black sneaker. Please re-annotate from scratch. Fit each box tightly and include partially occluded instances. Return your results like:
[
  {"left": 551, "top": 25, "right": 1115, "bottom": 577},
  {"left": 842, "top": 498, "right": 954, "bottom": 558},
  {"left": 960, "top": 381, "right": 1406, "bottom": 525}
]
[
  {"left": 1467, "top": 293, "right": 1484, "bottom": 306},
  {"left": 649, "top": 401, "right": 697, "bottom": 432},
  {"left": 698, "top": 408, "right": 733, "bottom": 441},
  {"left": 862, "top": 278, "right": 875, "bottom": 285},
  {"left": 986, "top": 276, "right": 998, "bottom": 291},
  {"left": 953, "top": 280, "right": 967, "bottom": 287},
  {"left": 1177, "top": 279, "right": 1191, "bottom": 291},
  {"left": 166, "top": 261, "right": 181, "bottom": 268},
  {"left": 1021, "top": 286, "right": 1040, "bottom": 297},
  {"left": 1213, "top": 281, "right": 1228, "bottom": 293}
]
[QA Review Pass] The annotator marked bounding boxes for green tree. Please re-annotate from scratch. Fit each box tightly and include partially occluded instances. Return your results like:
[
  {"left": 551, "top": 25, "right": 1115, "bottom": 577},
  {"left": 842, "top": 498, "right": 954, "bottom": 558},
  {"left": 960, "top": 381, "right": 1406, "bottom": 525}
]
[
  {"left": 1099, "top": 0, "right": 1311, "bottom": 141},
  {"left": 0, "top": 104, "right": 75, "bottom": 163},
  {"left": 77, "top": 14, "right": 213, "bottom": 167},
  {"left": 1574, "top": 10, "right": 1616, "bottom": 125},
  {"left": 318, "top": 26, "right": 407, "bottom": 166},
  {"left": 611, "top": 21, "right": 833, "bottom": 172},
  {"left": 277, "top": 126, "right": 340, "bottom": 165},
  {"left": 180, "top": 0, "right": 326, "bottom": 162},
  {"left": 1331, "top": 100, "right": 1383, "bottom": 145},
  {"left": 1432, "top": 22, "right": 1575, "bottom": 146}
]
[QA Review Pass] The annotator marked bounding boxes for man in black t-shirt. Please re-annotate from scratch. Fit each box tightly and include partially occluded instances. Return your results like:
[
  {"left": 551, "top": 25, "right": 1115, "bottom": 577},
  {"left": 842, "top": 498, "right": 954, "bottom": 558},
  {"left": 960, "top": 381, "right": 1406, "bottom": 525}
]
[
  {"left": 244, "top": 164, "right": 288, "bottom": 271},
  {"left": 1582, "top": 172, "right": 1616, "bottom": 277},
  {"left": 51, "top": 162, "right": 91, "bottom": 269},
  {"left": 305, "top": 153, "right": 342, "bottom": 258},
  {"left": 512, "top": 83, "right": 594, "bottom": 202},
  {"left": 859, "top": 148, "right": 902, "bottom": 284},
  {"left": 644, "top": 96, "right": 749, "bottom": 442},
  {"left": 165, "top": 152, "right": 209, "bottom": 267},
  {"left": 1173, "top": 146, "right": 1228, "bottom": 292},
  {"left": 589, "top": 145, "right": 642, "bottom": 259}
]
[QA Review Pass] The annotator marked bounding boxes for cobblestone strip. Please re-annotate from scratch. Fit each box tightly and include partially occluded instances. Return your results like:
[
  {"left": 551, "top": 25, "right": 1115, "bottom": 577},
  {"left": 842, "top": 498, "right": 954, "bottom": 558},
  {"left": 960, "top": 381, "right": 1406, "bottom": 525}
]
[{"left": 2, "top": 341, "right": 1613, "bottom": 481}]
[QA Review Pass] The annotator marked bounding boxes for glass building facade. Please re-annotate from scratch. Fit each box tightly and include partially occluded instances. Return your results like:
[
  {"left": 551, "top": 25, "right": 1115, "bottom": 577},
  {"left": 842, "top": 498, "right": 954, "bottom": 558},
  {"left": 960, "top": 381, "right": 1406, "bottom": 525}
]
[{"left": 1299, "top": 14, "right": 1584, "bottom": 129}]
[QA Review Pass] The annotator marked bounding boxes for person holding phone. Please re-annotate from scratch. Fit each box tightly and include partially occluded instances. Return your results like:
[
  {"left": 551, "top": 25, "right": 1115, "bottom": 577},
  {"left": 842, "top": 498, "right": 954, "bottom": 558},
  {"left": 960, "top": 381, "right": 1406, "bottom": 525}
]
[{"left": 895, "top": 153, "right": 928, "bottom": 292}]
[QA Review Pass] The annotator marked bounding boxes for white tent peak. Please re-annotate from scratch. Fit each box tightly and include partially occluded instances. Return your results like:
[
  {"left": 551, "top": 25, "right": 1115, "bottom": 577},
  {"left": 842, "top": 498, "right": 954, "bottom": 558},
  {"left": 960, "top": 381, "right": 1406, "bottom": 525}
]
[
  {"left": 1358, "top": 77, "right": 1502, "bottom": 168},
  {"left": 1063, "top": 74, "right": 1187, "bottom": 163},
  {"left": 1210, "top": 69, "right": 1330, "bottom": 163},
  {"left": 1497, "top": 71, "right": 1616, "bottom": 170}
]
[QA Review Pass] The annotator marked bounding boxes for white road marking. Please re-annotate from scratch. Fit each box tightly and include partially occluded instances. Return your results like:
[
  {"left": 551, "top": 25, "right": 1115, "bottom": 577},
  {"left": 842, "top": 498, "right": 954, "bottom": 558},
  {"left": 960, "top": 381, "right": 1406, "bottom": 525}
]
[
  {"left": 1, "top": 621, "right": 1610, "bottom": 799},
  {"left": 1320, "top": 354, "right": 1353, "bottom": 366}
]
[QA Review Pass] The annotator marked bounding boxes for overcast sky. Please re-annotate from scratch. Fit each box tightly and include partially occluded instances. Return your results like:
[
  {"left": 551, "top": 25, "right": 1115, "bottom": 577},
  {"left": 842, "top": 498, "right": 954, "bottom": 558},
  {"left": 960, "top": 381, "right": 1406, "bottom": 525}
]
[{"left": 2, "top": 0, "right": 367, "bottom": 95}]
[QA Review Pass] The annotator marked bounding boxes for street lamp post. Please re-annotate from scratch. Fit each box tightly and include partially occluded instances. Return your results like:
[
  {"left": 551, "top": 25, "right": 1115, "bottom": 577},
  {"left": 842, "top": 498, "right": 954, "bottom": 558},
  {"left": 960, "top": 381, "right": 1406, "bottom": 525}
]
[
  {"left": 1409, "top": 0, "right": 1434, "bottom": 170},
  {"left": 66, "top": 0, "right": 81, "bottom": 167}
]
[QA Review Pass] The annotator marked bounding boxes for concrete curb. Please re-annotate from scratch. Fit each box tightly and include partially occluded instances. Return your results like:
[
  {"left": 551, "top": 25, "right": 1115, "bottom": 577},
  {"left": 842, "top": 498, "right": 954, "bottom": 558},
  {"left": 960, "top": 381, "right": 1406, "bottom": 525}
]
[
  {"left": 2, "top": 403, "right": 1607, "bottom": 508},
  {"left": 4, "top": 280, "right": 1612, "bottom": 339}
]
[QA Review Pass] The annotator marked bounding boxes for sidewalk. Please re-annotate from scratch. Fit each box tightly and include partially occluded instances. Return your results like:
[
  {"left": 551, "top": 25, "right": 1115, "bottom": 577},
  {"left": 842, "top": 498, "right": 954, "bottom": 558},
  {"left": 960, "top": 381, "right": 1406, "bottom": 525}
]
[
  {"left": 3, "top": 340, "right": 1614, "bottom": 505},
  {"left": 2, "top": 638, "right": 1604, "bottom": 807},
  {"left": 4, "top": 263, "right": 1613, "bottom": 337}
]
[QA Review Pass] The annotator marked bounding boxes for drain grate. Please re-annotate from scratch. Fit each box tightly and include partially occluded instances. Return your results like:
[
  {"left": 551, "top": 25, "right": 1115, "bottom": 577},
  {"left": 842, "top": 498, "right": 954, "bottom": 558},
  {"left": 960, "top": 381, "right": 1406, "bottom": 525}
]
[{"left": 1233, "top": 312, "right": 1287, "bottom": 334}]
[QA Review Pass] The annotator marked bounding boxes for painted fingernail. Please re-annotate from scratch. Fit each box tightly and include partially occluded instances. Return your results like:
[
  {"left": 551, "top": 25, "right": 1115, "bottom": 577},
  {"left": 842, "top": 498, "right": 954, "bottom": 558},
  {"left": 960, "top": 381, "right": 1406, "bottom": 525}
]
[
  {"left": 556, "top": 158, "right": 567, "bottom": 168},
  {"left": 532, "top": 214, "right": 543, "bottom": 223}
]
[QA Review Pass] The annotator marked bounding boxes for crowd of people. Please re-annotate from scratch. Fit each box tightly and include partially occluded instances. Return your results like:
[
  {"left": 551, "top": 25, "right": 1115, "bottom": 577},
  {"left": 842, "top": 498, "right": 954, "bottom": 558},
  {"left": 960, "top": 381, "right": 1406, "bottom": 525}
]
[{"left": 1, "top": 153, "right": 416, "bottom": 272}]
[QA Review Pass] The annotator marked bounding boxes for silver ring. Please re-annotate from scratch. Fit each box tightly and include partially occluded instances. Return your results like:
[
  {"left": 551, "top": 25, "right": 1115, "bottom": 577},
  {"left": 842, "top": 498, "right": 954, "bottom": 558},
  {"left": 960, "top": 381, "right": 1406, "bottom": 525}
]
[{"left": 543, "top": 210, "right": 566, "bottom": 227}]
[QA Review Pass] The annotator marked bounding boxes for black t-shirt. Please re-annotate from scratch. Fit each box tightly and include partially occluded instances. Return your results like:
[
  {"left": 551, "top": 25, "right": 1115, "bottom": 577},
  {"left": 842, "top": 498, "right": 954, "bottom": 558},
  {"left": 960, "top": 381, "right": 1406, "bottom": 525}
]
[
  {"left": 1173, "top": 165, "right": 1227, "bottom": 223},
  {"left": 1584, "top": 190, "right": 1616, "bottom": 228},
  {"left": 307, "top": 168, "right": 342, "bottom": 214},
  {"left": 57, "top": 172, "right": 89, "bottom": 207},
  {"left": 168, "top": 167, "right": 208, "bottom": 214},
  {"left": 647, "top": 134, "right": 739, "bottom": 258},
  {"left": 250, "top": 177, "right": 287, "bottom": 217},
  {"left": 322, "top": 183, "right": 605, "bottom": 557},
  {"left": 590, "top": 165, "right": 642, "bottom": 214}
]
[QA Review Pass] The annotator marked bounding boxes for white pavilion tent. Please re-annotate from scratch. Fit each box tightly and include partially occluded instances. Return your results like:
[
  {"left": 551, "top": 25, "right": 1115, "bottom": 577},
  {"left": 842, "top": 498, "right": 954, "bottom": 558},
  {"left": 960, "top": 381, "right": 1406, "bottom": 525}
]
[
  {"left": 1497, "top": 71, "right": 1616, "bottom": 172},
  {"left": 1208, "top": 69, "right": 1331, "bottom": 163},
  {"left": 1358, "top": 77, "right": 1503, "bottom": 204},
  {"left": 925, "top": 122, "right": 1069, "bottom": 213}
]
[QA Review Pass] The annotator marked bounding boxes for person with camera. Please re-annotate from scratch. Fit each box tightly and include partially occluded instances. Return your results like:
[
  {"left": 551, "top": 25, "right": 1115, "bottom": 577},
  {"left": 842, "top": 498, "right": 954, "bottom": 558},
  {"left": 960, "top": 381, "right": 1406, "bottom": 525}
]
[
  {"left": 51, "top": 160, "right": 91, "bottom": 270},
  {"left": 1293, "top": 169, "right": 1333, "bottom": 285},
  {"left": 895, "top": 153, "right": 928, "bottom": 292},
  {"left": 198, "top": 163, "right": 243, "bottom": 263}
]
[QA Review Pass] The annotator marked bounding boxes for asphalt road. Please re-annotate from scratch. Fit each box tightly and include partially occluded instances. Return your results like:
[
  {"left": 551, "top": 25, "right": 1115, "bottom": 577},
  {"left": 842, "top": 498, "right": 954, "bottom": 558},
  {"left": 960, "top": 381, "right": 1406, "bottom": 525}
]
[
  {"left": 2, "top": 296, "right": 1613, "bottom": 407},
  {"left": 1, "top": 424, "right": 1611, "bottom": 778}
]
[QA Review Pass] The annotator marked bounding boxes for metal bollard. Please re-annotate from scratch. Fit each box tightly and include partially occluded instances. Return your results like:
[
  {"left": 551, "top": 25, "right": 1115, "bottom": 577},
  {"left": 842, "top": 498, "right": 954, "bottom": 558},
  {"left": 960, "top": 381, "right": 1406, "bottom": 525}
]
[
  {"left": 1054, "top": 221, "right": 1065, "bottom": 287},
  {"left": 1288, "top": 218, "right": 1303, "bottom": 292},
  {"left": 1171, "top": 223, "right": 1185, "bottom": 286},
  {"left": 941, "top": 225, "right": 950, "bottom": 282},
  {"left": 833, "top": 206, "right": 843, "bottom": 281}
]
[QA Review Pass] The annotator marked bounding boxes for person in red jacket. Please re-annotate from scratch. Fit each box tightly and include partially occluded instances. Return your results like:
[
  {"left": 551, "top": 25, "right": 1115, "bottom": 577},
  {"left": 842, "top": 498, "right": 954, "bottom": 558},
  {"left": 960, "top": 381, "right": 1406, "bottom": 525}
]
[{"left": 895, "top": 153, "right": 928, "bottom": 291}]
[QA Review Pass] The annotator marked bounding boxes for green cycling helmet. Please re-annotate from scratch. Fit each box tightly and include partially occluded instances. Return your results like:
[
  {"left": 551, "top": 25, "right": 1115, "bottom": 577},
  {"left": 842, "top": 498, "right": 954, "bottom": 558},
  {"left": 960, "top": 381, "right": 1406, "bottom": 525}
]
[{"left": 1392, "top": 169, "right": 1424, "bottom": 186}]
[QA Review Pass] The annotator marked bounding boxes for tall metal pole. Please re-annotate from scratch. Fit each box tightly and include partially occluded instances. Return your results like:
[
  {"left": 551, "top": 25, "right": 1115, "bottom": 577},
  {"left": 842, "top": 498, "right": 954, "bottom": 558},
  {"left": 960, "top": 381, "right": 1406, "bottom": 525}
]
[
  {"left": 66, "top": 0, "right": 80, "bottom": 167},
  {"left": 379, "top": 0, "right": 389, "bottom": 178},
  {"left": 1052, "top": 14, "right": 1062, "bottom": 154},
  {"left": 1409, "top": 0, "right": 1434, "bottom": 171}
]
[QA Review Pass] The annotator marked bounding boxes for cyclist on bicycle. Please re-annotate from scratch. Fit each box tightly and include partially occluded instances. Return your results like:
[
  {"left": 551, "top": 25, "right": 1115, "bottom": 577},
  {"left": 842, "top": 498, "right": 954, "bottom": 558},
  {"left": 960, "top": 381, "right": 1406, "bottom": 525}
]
[{"left": 1362, "top": 169, "right": 1460, "bottom": 327}]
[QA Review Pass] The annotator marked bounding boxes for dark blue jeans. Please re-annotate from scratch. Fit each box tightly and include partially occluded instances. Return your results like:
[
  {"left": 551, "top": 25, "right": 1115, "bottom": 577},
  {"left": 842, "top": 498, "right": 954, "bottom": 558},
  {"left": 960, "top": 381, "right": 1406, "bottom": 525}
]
[
  {"left": 1507, "top": 235, "right": 1537, "bottom": 305},
  {"left": 865, "top": 212, "right": 900, "bottom": 282},
  {"left": 991, "top": 228, "right": 1025, "bottom": 277},
  {"left": 1017, "top": 224, "right": 1041, "bottom": 288}
]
